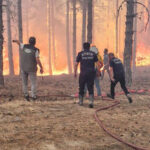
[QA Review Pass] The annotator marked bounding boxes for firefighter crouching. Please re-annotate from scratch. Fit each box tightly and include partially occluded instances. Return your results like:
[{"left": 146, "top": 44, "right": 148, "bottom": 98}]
[{"left": 107, "top": 53, "right": 133, "bottom": 103}]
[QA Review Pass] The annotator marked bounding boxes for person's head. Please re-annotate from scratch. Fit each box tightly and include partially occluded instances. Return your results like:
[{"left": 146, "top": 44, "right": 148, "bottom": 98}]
[
  {"left": 108, "top": 53, "right": 115, "bottom": 60},
  {"left": 90, "top": 46, "right": 98, "bottom": 55},
  {"left": 83, "top": 42, "right": 90, "bottom": 50},
  {"left": 104, "top": 48, "right": 108, "bottom": 54},
  {"left": 29, "top": 37, "right": 36, "bottom": 46}
]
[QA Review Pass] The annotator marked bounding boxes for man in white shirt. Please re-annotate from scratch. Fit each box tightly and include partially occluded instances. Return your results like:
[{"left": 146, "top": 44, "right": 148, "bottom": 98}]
[{"left": 13, "top": 37, "right": 43, "bottom": 101}]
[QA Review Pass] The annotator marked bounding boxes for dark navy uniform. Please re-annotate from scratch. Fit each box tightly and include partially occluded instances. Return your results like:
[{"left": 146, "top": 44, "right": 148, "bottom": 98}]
[
  {"left": 110, "top": 57, "right": 129, "bottom": 98},
  {"left": 76, "top": 50, "right": 98, "bottom": 97}
]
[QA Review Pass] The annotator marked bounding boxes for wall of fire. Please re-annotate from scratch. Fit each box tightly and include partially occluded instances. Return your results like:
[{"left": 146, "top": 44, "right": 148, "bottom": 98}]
[{"left": 3, "top": 0, "right": 150, "bottom": 75}]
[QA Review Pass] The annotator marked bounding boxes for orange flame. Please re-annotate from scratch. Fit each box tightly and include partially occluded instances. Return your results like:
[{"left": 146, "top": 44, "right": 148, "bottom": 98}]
[{"left": 136, "top": 43, "right": 150, "bottom": 66}]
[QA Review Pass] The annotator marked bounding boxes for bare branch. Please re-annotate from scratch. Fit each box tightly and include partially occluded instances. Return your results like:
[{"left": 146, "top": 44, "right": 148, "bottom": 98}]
[{"left": 117, "top": 0, "right": 150, "bottom": 32}]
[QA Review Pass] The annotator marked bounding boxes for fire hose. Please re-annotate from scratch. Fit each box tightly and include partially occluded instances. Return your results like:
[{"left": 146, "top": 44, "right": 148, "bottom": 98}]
[
  {"left": 38, "top": 88, "right": 150, "bottom": 150},
  {"left": 94, "top": 89, "right": 150, "bottom": 150}
]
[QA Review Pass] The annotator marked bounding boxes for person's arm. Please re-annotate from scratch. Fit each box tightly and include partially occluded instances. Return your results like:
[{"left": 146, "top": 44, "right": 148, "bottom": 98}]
[
  {"left": 109, "top": 60, "right": 115, "bottom": 81},
  {"left": 74, "top": 62, "right": 79, "bottom": 78},
  {"left": 36, "top": 57, "right": 44, "bottom": 74},
  {"left": 35, "top": 50, "right": 43, "bottom": 74},
  {"left": 109, "top": 66, "right": 115, "bottom": 82},
  {"left": 74, "top": 52, "right": 81, "bottom": 78},
  {"left": 12, "top": 40, "right": 24, "bottom": 50},
  {"left": 12, "top": 40, "right": 21, "bottom": 46}
]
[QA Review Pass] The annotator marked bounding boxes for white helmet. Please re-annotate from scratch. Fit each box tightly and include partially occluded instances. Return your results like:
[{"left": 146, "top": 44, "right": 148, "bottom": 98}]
[{"left": 90, "top": 46, "right": 98, "bottom": 54}]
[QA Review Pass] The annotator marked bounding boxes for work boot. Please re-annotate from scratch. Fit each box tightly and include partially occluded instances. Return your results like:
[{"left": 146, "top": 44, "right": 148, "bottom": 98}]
[
  {"left": 127, "top": 94, "right": 133, "bottom": 103},
  {"left": 89, "top": 95, "right": 94, "bottom": 108},
  {"left": 78, "top": 95, "right": 83, "bottom": 106},
  {"left": 107, "top": 94, "right": 114, "bottom": 99},
  {"left": 24, "top": 95, "right": 30, "bottom": 101}
]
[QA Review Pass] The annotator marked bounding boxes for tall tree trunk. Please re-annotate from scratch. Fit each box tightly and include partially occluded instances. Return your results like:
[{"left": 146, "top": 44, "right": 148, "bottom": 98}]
[
  {"left": 66, "top": 0, "right": 72, "bottom": 74},
  {"left": 124, "top": 0, "right": 134, "bottom": 86},
  {"left": 87, "top": 0, "right": 93, "bottom": 43},
  {"left": 82, "top": 0, "right": 87, "bottom": 45},
  {"left": 26, "top": 0, "right": 29, "bottom": 41},
  {"left": 6, "top": 0, "right": 14, "bottom": 75},
  {"left": 72, "top": 0, "right": 76, "bottom": 68},
  {"left": 132, "top": 0, "right": 137, "bottom": 78},
  {"left": 118, "top": 7, "right": 122, "bottom": 58},
  {"left": 116, "top": 0, "right": 119, "bottom": 55},
  {"left": 51, "top": 0, "right": 56, "bottom": 70},
  {"left": 47, "top": 0, "right": 52, "bottom": 75},
  {"left": 107, "top": 0, "right": 110, "bottom": 49},
  {"left": 0, "top": 0, "right": 4, "bottom": 85},
  {"left": 17, "top": 0, "right": 23, "bottom": 72}
]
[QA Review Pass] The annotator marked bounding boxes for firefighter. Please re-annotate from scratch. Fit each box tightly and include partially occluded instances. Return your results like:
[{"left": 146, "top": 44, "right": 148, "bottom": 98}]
[
  {"left": 74, "top": 42, "right": 98, "bottom": 108},
  {"left": 84, "top": 45, "right": 103, "bottom": 98},
  {"left": 13, "top": 37, "right": 43, "bottom": 101},
  {"left": 107, "top": 53, "right": 132, "bottom": 103}
]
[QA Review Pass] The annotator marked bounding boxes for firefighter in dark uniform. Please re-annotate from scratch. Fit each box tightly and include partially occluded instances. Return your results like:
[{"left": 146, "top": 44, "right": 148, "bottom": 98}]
[
  {"left": 74, "top": 42, "right": 98, "bottom": 108},
  {"left": 107, "top": 53, "right": 133, "bottom": 103}
]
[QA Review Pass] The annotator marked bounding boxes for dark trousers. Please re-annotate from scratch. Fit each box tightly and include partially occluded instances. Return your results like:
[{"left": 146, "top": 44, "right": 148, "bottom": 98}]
[
  {"left": 111, "top": 76, "right": 129, "bottom": 98},
  {"left": 79, "top": 72, "right": 95, "bottom": 97}
]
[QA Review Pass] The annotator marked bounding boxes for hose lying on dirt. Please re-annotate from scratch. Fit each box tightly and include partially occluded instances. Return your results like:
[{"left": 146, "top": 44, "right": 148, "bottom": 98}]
[{"left": 94, "top": 89, "right": 150, "bottom": 150}]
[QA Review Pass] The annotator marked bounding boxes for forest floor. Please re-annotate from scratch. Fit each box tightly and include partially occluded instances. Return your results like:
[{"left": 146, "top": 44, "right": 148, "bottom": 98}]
[{"left": 0, "top": 66, "right": 150, "bottom": 150}]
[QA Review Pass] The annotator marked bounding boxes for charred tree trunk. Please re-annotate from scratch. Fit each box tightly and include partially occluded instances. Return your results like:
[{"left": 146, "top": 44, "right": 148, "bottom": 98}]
[
  {"left": 116, "top": 0, "right": 119, "bottom": 56},
  {"left": 107, "top": 0, "right": 110, "bottom": 49},
  {"left": 6, "top": 0, "right": 14, "bottom": 75},
  {"left": 87, "top": 0, "right": 93, "bottom": 43},
  {"left": 124, "top": 0, "right": 134, "bottom": 86},
  {"left": 132, "top": 0, "right": 137, "bottom": 78},
  {"left": 47, "top": 0, "right": 52, "bottom": 75},
  {"left": 72, "top": 0, "right": 76, "bottom": 68},
  {"left": 66, "top": 0, "right": 72, "bottom": 74},
  {"left": 0, "top": 0, "right": 4, "bottom": 85},
  {"left": 51, "top": 0, "right": 56, "bottom": 70},
  {"left": 17, "top": 0, "right": 23, "bottom": 71},
  {"left": 26, "top": 0, "right": 29, "bottom": 41},
  {"left": 82, "top": 0, "right": 87, "bottom": 45}
]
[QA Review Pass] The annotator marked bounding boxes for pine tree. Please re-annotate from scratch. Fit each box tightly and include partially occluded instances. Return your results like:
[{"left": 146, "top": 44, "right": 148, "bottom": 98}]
[
  {"left": 6, "top": 0, "right": 14, "bottom": 75},
  {"left": 47, "top": 0, "right": 52, "bottom": 75},
  {"left": 66, "top": 0, "right": 72, "bottom": 74},
  {"left": 51, "top": 0, "right": 56, "bottom": 70},
  {"left": 87, "top": 0, "right": 93, "bottom": 43},
  {"left": 124, "top": 0, "right": 134, "bottom": 86},
  {"left": 72, "top": 0, "right": 76, "bottom": 68},
  {"left": 0, "top": 0, "right": 4, "bottom": 85},
  {"left": 82, "top": 0, "right": 87, "bottom": 44},
  {"left": 17, "top": 0, "right": 23, "bottom": 71}
]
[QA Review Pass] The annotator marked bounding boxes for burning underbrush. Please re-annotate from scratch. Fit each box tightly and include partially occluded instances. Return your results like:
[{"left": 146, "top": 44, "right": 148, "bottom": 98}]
[{"left": 136, "top": 43, "right": 150, "bottom": 67}]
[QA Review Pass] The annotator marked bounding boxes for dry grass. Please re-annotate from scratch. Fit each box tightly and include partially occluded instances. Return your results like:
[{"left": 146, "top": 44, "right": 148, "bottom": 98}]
[{"left": 0, "top": 68, "right": 150, "bottom": 150}]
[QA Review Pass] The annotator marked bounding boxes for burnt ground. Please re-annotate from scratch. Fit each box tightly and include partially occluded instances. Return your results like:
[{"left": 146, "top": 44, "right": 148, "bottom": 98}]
[{"left": 0, "top": 66, "right": 150, "bottom": 150}]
